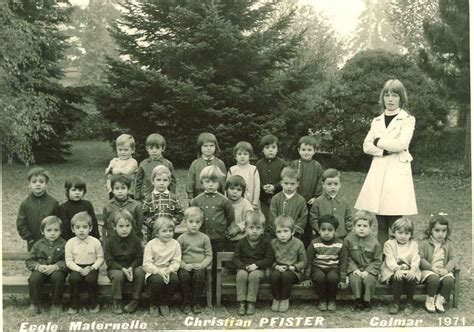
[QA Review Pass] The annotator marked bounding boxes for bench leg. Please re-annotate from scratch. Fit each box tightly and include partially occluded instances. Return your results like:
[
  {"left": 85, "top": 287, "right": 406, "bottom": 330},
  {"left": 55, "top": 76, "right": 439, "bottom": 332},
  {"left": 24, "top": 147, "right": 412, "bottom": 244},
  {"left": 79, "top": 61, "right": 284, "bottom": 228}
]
[
  {"left": 216, "top": 270, "right": 222, "bottom": 307},
  {"left": 453, "top": 269, "right": 460, "bottom": 308},
  {"left": 206, "top": 270, "right": 212, "bottom": 308}
]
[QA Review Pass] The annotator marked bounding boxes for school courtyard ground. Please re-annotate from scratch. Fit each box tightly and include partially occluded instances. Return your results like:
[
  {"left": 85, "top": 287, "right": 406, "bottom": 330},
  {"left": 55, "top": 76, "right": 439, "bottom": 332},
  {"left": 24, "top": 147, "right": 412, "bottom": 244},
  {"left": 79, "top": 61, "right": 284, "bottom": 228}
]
[{"left": 2, "top": 140, "right": 473, "bottom": 329}]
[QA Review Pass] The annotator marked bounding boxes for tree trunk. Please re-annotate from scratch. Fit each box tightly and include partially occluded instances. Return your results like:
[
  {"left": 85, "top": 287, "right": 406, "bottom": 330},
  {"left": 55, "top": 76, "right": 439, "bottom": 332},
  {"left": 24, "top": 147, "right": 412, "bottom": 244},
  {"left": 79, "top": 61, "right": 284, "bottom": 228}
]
[{"left": 464, "top": 109, "right": 471, "bottom": 176}]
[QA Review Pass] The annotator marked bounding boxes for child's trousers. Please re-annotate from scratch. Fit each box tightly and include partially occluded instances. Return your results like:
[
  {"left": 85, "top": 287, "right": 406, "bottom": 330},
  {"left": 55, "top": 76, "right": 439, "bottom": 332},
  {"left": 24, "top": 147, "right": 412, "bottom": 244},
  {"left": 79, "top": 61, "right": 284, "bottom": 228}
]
[
  {"left": 29, "top": 270, "right": 67, "bottom": 305},
  {"left": 311, "top": 266, "right": 339, "bottom": 301},
  {"left": 236, "top": 269, "right": 265, "bottom": 302},
  {"left": 389, "top": 275, "right": 416, "bottom": 303},
  {"left": 178, "top": 268, "right": 207, "bottom": 306},
  {"left": 147, "top": 272, "right": 179, "bottom": 306},
  {"left": 69, "top": 269, "right": 99, "bottom": 309},
  {"left": 426, "top": 274, "right": 454, "bottom": 299},
  {"left": 270, "top": 270, "right": 299, "bottom": 300},
  {"left": 349, "top": 272, "right": 377, "bottom": 301},
  {"left": 107, "top": 267, "right": 145, "bottom": 300}
]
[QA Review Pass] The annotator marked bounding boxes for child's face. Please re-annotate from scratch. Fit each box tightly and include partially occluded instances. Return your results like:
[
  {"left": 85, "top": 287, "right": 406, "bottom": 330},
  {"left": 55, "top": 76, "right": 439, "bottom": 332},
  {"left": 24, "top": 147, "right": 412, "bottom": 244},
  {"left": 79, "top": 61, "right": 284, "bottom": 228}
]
[
  {"left": 431, "top": 222, "right": 448, "bottom": 242},
  {"left": 202, "top": 178, "right": 219, "bottom": 193},
  {"left": 275, "top": 226, "right": 293, "bottom": 242},
  {"left": 69, "top": 187, "right": 85, "bottom": 202},
  {"left": 383, "top": 90, "right": 400, "bottom": 111},
  {"left": 29, "top": 175, "right": 48, "bottom": 197},
  {"left": 201, "top": 142, "right": 216, "bottom": 158},
  {"left": 247, "top": 223, "right": 264, "bottom": 241},
  {"left": 227, "top": 185, "right": 243, "bottom": 201},
  {"left": 354, "top": 219, "right": 371, "bottom": 238},
  {"left": 281, "top": 176, "right": 298, "bottom": 195},
  {"left": 112, "top": 182, "right": 129, "bottom": 200},
  {"left": 318, "top": 222, "right": 336, "bottom": 241},
  {"left": 263, "top": 143, "right": 278, "bottom": 160},
  {"left": 157, "top": 226, "right": 174, "bottom": 243},
  {"left": 153, "top": 173, "right": 170, "bottom": 192},
  {"left": 114, "top": 218, "right": 132, "bottom": 238},
  {"left": 393, "top": 227, "right": 411, "bottom": 244},
  {"left": 298, "top": 143, "right": 316, "bottom": 161},
  {"left": 235, "top": 149, "right": 250, "bottom": 165},
  {"left": 185, "top": 214, "right": 203, "bottom": 234},
  {"left": 117, "top": 143, "right": 134, "bottom": 160},
  {"left": 43, "top": 223, "right": 61, "bottom": 242},
  {"left": 323, "top": 176, "right": 341, "bottom": 196},
  {"left": 72, "top": 220, "right": 91, "bottom": 240},
  {"left": 146, "top": 145, "right": 163, "bottom": 160}
]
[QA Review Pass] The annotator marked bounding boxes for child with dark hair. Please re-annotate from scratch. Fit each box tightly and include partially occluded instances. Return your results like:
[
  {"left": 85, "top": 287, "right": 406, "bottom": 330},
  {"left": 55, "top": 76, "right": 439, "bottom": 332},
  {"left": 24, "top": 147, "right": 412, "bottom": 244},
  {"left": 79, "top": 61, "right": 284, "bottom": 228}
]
[
  {"left": 59, "top": 176, "right": 100, "bottom": 241},
  {"left": 303, "top": 215, "right": 347, "bottom": 311},
  {"left": 26, "top": 216, "right": 68, "bottom": 315},
  {"left": 186, "top": 132, "right": 226, "bottom": 198},
  {"left": 256, "top": 134, "right": 287, "bottom": 222},
  {"left": 17, "top": 167, "right": 59, "bottom": 251},
  {"left": 225, "top": 175, "right": 253, "bottom": 248},
  {"left": 102, "top": 174, "right": 144, "bottom": 240}
]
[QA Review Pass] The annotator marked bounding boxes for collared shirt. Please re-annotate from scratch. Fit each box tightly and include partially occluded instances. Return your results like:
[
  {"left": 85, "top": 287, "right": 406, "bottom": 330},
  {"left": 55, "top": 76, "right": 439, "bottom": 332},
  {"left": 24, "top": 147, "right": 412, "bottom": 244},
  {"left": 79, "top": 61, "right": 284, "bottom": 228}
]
[
  {"left": 102, "top": 196, "right": 144, "bottom": 239},
  {"left": 135, "top": 156, "right": 176, "bottom": 200},
  {"left": 65, "top": 236, "right": 104, "bottom": 272},
  {"left": 142, "top": 190, "right": 183, "bottom": 226},
  {"left": 310, "top": 192, "right": 352, "bottom": 238},
  {"left": 269, "top": 191, "right": 307, "bottom": 234},
  {"left": 25, "top": 237, "right": 67, "bottom": 272},
  {"left": 344, "top": 233, "right": 382, "bottom": 276}
]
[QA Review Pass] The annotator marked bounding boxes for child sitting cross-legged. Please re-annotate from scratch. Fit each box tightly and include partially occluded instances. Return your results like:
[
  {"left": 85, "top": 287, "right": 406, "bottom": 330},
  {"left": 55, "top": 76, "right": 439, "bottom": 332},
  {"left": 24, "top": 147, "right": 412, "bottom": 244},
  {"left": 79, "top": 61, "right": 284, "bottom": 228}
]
[
  {"left": 270, "top": 215, "right": 307, "bottom": 313},
  {"left": 26, "top": 216, "right": 68, "bottom": 315},
  {"left": 302, "top": 215, "right": 348, "bottom": 312},
  {"left": 177, "top": 207, "right": 213, "bottom": 315},
  {"left": 104, "top": 210, "right": 145, "bottom": 314},
  {"left": 344, "top": 210, "right": 382, "bottom": 311},
  {"left": 233, "top": 211, "right": 274, "bottom": 316},
  {"left": 143, "top": 216, "right": 181, "bottom": 316},
  {"left": 65, "top": 212, "right": 104, "bottom": 314}
]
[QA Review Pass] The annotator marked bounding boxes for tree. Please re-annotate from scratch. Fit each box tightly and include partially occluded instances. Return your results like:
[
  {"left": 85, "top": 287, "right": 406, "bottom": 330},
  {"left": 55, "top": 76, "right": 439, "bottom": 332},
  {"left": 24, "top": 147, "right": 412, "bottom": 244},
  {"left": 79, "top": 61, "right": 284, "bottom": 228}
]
[
  {"left": 0, "top": 0, "right": 82, "bottom": 164},
  {"left": 418, "top": 0, "right": 470, "bottom": 173},
  {"left": 97, "top": 0, "right": 310, "bottom": 165}
]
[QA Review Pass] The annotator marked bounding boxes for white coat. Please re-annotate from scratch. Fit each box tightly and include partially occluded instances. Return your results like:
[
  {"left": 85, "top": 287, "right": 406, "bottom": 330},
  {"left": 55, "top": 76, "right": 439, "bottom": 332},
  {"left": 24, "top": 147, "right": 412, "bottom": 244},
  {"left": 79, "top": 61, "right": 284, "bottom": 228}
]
[{"left": 355, "top": 109, "right": 418, "bottom": 215}]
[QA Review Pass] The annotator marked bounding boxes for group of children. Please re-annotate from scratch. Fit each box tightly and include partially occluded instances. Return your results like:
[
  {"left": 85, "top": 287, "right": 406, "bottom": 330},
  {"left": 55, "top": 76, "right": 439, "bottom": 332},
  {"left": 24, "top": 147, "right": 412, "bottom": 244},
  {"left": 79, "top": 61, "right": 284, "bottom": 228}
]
[{"left": 17, "top": 131, "right": 457, "bottom": 317}]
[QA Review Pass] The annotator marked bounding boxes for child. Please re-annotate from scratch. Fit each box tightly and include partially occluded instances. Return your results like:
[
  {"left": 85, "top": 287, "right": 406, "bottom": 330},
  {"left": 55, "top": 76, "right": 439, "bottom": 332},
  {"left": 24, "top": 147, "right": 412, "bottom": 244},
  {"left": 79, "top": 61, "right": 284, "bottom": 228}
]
[
  {"left": 17, "top": 167, "right": 59, "bottom": 251},
  {"left": 105, "top": 134, "right": 138, "bottom": 199},
  {"left": 420, "top": 214, "right": 457, "bottom": 313},
  {"left": 65, "top": 212, "right": 104, "bottom": 314},
  {"left": 143, "top": 217, "right": 181, "bottom": 316},
  {"left": 380, "top": 217, "right": 421, "bottom": 315},
  {"left": 270, "top": 215, "right": 307, "bottom": 313},
  {"left": 26, "top": 216, "right": 68, "bottom": 315},
  {"left": 256, "top": 134, "right": 287, "bottom": 222},
  {"left": 291, "top": 135, "right": 324, "bottom": 248},
  {"left": 59, "top": 176, "right": 100, "bottom": 241},
  {"left": 233, "top": 211, "right": 274, "bottom": 316},
  {"left": 225, "top": 175, "right": 253, "bottom": 248},
  {"left": 102, "top": 174, "right": 144, "bottom": 240},
  {"left": 269, "top": 167, "right": 307, "bottom": 238},
  {"left": 227, "top": 141, "right": 260, "bottom": 209},
  {"left": 186, "top": 132, "right": 227, "bottom": 199},
  {"left": 303, "top": 215, "right": 347, "bottom": 311},
  {"left": 135, "top": 133, "right": 176, "bottom": 201},
  {"left": 344, "top": 210, "right": 382, "bottom": 311},
  {"left": 177, "top": 207, "right": 213, "bottom": 314},
  {"left": 142, "top": 165, "right": 184, "bottom": 241},
  {"left": 310, "top": 169, "right": 352, "bottom": 239},
  {"left": 104, "top": 210, "right": 145, "bottom": 314}
]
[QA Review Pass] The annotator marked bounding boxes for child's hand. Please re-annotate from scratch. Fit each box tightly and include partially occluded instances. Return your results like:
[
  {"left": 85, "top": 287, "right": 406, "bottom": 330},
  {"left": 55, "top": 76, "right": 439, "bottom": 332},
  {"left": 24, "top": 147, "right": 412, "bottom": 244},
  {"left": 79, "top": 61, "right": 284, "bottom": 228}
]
[
  {"left": 288, "top": 265, "right": 296, "bottom": 272},
  {"left": 163, "top": 273, "right": 170, "bottom": 284},
  {"left": 44, "top": 265, "right": 58, "bottom": 275},
  {"left": 252, "top": 204, "right": 259, "bottom": 210},
  {"left": 225, "top": 225, "right": 241, "bottom": 239},
  {"left": 122, "top": 267, "right": 133, "bottom": 282},
  {"left": 80, "top": 266, "right": 92, "bottom": 276},
  {"left": 275, "top": 265, "right": 287, "bottom": 272},
  {"left": 438, "top": 268, "right": 449, "bottom": 276},
  {"left": 394, "top": 269, "right": 405, "bottom": 280},
  {"left": 301, "top": 279, "right": 312, "bottom": 287},
  {"left": 246, "top": 264, "right": 258, "bottom": 272},
  {"left": 192, "top": 263, "right": 204, "bottom": 270},
  {"left": 353, "top": 269, "right": 362, "bottom": 277},
  {"left": 307, "top": 198, "right": 316, "bottom": 205},
  {"left": 183, "top": 263, "right": 194, "bottom": 271},
  {"left": 338, "top": 281, "right": 348, "bottom": 289},
  {"left": 399, "top": 263, "right": 410, "bottom": 270},
  {"left": 404, "top": 270, "right": 416, "bottom": 280},
  {"left": 37, "top": 265, "right": 48, "bottom": 274},
  {"left": 360, "top": 271, "right": 369, "bottom": 279}
]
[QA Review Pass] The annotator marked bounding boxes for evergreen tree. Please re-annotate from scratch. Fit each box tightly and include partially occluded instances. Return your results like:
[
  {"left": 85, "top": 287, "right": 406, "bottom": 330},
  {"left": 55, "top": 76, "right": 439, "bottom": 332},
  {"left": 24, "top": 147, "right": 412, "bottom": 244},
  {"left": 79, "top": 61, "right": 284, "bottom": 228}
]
[
  {"left": 0, "top": 0, "right": 82, "bottom": 164},
  {"left": 97, "top": 0, "right": 308, "bottom": 165}
]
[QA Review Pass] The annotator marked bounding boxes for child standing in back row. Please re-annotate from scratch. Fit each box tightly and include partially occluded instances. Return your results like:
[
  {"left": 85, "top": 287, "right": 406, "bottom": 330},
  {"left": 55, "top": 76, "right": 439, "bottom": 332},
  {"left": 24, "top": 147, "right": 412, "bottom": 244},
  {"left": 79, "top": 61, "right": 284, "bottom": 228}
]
[{"left": 186, "top": 132, "right": 227, "bottom": 198}]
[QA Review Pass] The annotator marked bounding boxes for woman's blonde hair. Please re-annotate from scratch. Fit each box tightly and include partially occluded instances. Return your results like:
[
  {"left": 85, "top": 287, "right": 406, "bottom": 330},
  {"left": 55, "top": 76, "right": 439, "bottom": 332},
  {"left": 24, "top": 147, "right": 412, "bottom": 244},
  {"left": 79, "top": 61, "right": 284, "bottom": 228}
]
[{"left": 379, "top": 79, "right": 408, "bottom": 111}]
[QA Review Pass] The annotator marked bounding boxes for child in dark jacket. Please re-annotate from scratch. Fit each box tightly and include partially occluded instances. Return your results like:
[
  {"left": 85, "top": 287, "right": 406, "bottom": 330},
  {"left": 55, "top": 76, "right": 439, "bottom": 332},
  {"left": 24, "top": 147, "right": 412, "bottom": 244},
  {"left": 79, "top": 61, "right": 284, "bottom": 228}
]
[{"left": 233, "top": 211, "right": 274, "bottom": 316}]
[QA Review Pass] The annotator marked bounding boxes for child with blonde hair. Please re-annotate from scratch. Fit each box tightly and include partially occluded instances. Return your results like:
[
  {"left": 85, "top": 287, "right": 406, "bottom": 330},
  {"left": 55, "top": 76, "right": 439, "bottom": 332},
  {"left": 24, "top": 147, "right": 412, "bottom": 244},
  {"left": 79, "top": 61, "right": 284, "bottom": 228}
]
[{"left": 225, "top": 175, "right": 253, "bottom": 247}]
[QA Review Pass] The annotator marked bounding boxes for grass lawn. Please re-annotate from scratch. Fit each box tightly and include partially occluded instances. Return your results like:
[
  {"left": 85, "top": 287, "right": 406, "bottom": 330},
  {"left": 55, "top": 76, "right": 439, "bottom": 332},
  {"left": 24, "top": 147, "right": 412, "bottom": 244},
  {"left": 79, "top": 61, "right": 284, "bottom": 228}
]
[{"left": 2, "top": 140, "right": 473, "bottom": 329}]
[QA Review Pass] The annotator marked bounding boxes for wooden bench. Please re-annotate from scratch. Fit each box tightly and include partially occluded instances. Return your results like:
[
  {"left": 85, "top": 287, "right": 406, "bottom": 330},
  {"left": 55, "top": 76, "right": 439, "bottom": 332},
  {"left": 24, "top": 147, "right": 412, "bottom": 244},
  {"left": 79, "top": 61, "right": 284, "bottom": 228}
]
[{"left": 215, "top": 252, "right": 461, "bottom": 308}]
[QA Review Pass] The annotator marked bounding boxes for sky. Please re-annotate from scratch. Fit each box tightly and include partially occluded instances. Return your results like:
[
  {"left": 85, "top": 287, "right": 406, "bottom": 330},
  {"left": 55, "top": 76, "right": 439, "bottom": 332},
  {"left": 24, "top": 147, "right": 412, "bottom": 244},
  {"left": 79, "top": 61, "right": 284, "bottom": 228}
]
[{"left": 68, "top": 0, "right": 365, "bottom": 37}]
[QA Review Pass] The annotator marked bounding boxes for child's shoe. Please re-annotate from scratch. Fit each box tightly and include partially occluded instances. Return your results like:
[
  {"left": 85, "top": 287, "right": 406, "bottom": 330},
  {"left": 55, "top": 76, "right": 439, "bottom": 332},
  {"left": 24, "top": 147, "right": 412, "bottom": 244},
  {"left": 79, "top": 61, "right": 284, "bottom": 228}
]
[
  {"left": 89, "top": 304, "right": 100, "bottom": 313},
  {"left": 425, "top": 296, "right": 436, "bottom": 313},
  {"left": 388, "top": 303, "right": 399, "bottom": 314},
  {"left": 363, "top": 300, "right": 372, "bottom": 311},
  {"left": 279, "top": 299, "right": 289, "bottom": 312},
  {"left": 124, "top": 299, "right": 139, "bottom": 313},
  {"left": 192, "top": 304, "right": 202, "bottom": 314},
  {"left": 67, "top": 307, "right": 78, "bottom": 315},
  {"left": 182, "top": 304, "right": 192, "bottom": 314},
  {"left": 353, "top": 299, "right": 364, "bottom": 311},
  {"left": 435, "top": 295, "right": 446, "bottom": 313},
  {"left": 28, "top": 304, "right": 41, "bottom": 315},
  {"left": 404, "top": 302, "right": 414, "bottom": 315},
  {"left": 327, "top": 300, "right": 336, "bottom": 311},
  {"left": 271, "top": 299, "right": 280, "bottom": 312},
  {"left": 149, "top": 305, "right": 159, "bottom": 316},
  {"left": 50, "top": 305, "right": 62, "bottom": 314},
  {"left": 318, "top": 301, "right": 328, "bottom": 312},
  {"left": 112, "top": 300, "right": 123, "bottom": 314},
  {"left": 159, "top": 304, "right": 170, "bottom": 316},
  {"left": 238, "top": 301, "right": 246, "bottom": 316},
  {"left": 246, "top": 302, "right": 256, "bottom": 315}
]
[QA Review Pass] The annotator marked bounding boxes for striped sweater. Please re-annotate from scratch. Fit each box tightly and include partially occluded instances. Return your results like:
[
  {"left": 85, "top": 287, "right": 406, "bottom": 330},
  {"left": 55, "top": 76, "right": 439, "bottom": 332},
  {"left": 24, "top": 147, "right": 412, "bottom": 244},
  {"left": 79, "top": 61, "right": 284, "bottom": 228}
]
[{"left": 305, "top": 237, "right": 347, "bottom": 282}]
